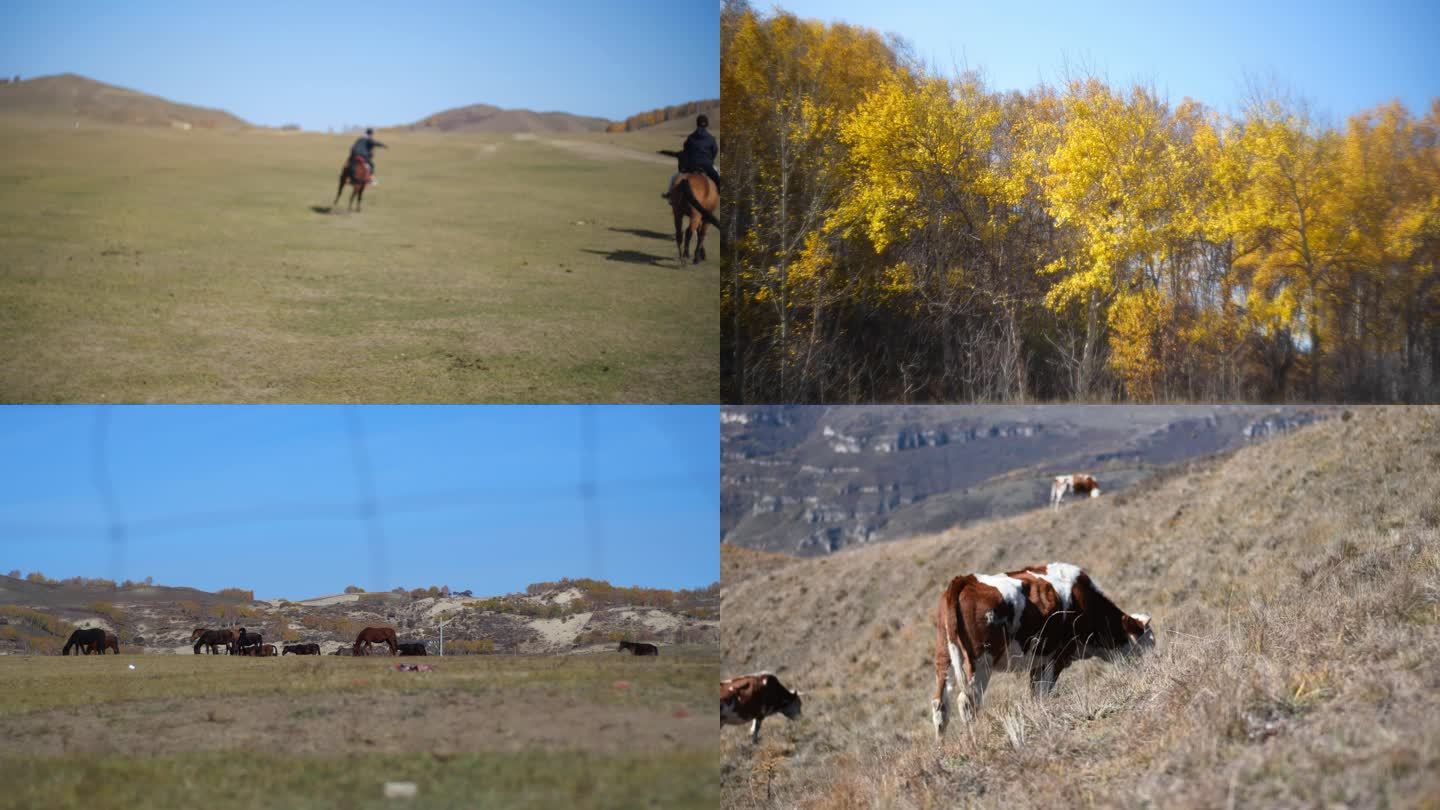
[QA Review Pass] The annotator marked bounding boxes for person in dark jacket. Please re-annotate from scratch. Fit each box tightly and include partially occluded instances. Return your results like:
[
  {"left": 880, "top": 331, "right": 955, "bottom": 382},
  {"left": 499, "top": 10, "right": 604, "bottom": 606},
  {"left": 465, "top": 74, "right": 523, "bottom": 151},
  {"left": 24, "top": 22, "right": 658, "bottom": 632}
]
[
  {"left": 349, "top": 127, "right": 387, "bottom": 180},
  {"left": 663, "top": 114, "right": 719, "bottom": 197}
]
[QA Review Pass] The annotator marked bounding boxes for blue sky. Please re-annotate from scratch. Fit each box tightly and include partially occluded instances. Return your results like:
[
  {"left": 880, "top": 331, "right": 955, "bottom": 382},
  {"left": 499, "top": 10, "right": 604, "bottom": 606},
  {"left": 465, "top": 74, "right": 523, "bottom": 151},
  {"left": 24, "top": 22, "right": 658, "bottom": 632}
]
[
  {"left": 775, "top": 0, "right": 1439, "bottom": 122},
  {"left": 0, "top": 1, "right": 720, "bottom": 131},
  {"left": 0, "top": 406, "right": 719, "bottom": 600}
]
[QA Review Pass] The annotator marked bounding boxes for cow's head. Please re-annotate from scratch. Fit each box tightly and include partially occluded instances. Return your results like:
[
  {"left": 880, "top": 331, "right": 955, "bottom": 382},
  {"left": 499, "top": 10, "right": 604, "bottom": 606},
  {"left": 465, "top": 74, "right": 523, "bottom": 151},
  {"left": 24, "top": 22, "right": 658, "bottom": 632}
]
[
  {"left": 1089, "top": 487, "right": 1101, "bottom": 498},
  {"left": 763, "top": 675, "right": 804, "bottom": 720},
  {"left": 1121, "top": 612, "right": 1155, "bottom": 653}
]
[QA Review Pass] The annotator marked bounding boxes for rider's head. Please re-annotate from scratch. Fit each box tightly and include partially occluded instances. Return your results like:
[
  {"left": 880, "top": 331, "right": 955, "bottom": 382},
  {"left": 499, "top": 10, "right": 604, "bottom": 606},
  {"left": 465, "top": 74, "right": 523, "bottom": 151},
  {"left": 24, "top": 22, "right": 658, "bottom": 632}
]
[
  {"left": 366, "top": 127, "right": 374, "bottom": 136},
  {"left": 696, "top": 114, "right": 709, "bottom": 129}
]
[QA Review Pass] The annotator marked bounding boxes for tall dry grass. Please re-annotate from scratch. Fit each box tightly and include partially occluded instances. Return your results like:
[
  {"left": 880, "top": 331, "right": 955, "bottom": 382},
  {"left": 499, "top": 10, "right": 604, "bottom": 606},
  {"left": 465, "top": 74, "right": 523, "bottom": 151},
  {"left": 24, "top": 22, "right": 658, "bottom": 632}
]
[{"left": 722, "top": 407, "right": 1440, "bottom": 808}]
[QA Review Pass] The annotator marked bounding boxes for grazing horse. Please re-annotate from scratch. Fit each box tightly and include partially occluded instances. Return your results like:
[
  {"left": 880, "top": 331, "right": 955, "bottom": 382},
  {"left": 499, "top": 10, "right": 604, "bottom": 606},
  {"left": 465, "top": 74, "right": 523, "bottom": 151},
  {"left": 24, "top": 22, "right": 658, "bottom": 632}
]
[
  {"left": 333, "top": 154, "right": 372, "bottom": 212},
  {"left": 191, "top": 627, "right": 235, "bottom": 655},
  {"left": 618, "top": 640, "right": 659, "bottom": 656},
  {"left": 396, "top": 642, "right": 428, "bottom": 656},
  {"left": 99, "top": 632, "right": 120, "bottom": 655},
  {"left": 282, "top": 643, "right": 321, "bottom": 656},
  {"left": 62, "top": 628, "right": 106, "bottom": 656},
  {"left": 257, "top": 644, "right": 277, "bottom": 657},
  {"left": 353, "top": 626, "right": 399, "bottom": 656}
]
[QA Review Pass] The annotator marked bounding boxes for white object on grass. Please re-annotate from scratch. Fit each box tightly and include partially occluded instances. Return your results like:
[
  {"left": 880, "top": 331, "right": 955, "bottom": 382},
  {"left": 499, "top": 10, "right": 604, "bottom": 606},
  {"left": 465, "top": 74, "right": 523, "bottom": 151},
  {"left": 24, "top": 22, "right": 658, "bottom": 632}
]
[
  {"left": 383, "top": 782, "right": 417, "bottom": 799},
  {"left": 128, "top": 664, "right": 136, "bottom": 670}
]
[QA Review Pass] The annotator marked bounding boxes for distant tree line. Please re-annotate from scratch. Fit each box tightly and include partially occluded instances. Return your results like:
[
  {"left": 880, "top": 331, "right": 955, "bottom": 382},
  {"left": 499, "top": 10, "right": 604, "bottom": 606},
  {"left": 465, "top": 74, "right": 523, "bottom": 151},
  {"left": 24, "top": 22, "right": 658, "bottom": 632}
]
[
  {"left": 605, "top": 100, "right": 719, "bottom": 133},
  {"left": 721, "top": 1, "right": 1440, "bottom": 403}
]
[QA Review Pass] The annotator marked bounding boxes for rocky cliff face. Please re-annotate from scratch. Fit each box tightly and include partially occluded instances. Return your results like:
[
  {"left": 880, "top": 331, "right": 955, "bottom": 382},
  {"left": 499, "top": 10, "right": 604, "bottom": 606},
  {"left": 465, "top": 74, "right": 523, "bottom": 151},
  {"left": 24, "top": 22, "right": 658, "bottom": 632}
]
[{"left": 721, "top": 405, "right": 1332, "bottom": 556}]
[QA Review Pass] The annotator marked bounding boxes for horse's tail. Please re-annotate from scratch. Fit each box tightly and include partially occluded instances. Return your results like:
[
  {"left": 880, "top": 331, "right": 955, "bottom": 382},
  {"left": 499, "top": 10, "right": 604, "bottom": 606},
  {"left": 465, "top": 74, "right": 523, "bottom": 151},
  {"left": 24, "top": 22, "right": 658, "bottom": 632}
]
[{"left": 676, "top": 179, "right": 720, "bottom": 228}]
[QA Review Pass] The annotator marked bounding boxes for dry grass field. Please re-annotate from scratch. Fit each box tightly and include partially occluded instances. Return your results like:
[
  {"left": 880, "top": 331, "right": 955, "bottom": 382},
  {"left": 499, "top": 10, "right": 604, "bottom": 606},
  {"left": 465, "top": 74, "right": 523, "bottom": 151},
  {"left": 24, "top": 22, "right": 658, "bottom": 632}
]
[
  {"left": 721, "top": 407, "right": 1440, "bottom": 808},
  {"left": 0, "top": 647, "right": 717, "bottom": 809},
  {"left": 0, "top": 115, "right": 716, "bottom": 402}
]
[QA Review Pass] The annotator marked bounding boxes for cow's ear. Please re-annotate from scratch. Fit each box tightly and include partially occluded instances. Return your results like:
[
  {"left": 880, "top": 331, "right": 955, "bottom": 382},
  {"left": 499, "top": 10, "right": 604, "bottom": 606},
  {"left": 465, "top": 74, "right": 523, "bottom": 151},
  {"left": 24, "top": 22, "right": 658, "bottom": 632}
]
[{"left": 1133, "top": 613, "right": 1151, "bottom": 629}]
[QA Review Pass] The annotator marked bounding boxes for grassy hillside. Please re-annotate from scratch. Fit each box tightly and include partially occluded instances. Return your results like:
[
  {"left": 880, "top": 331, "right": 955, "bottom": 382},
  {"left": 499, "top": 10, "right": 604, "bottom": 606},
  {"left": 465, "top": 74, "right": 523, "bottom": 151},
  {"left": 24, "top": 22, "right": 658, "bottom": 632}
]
[
  {"left": 0, "top": 74, "right": 248, "bottom": 129},
  {"left": 721, "top": 407, "right": 1440, "bottom": 808},
  {"left": 0, "top": 118, "right": 716, "bottom": 402}
]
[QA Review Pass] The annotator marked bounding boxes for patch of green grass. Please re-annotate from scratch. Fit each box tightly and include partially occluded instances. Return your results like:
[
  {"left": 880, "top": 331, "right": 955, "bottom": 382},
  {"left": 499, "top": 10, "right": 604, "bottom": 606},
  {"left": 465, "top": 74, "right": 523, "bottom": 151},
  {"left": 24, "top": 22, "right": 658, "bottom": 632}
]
[
  {"left": 0, "top": 749, "right": 718, "bottom": 810},
  {"left": 0, "top": 651, "right": 716, "bottom": 716}
]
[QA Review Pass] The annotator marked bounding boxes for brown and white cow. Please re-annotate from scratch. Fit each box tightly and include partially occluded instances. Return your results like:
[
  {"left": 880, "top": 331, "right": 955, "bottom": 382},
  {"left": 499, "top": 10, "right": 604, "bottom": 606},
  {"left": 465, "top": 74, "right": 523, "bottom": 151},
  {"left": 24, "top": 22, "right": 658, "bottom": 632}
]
[
  {"left": 931, "top": 562, "right": 1153, "bottom": 739},
  {"left": 721, "top": 672, "right": 803, "bottom": 743},
  {"left": 1050, "top": 474, "right": 1101, "bottom": 510}
]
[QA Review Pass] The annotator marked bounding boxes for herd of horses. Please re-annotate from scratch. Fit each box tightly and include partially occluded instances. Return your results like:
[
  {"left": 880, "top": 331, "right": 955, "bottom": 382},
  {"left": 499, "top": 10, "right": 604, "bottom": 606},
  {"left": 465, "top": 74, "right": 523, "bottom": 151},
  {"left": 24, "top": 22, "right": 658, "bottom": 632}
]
[{"left": 63, "top": 623, "right": 662, "bottom": 658}]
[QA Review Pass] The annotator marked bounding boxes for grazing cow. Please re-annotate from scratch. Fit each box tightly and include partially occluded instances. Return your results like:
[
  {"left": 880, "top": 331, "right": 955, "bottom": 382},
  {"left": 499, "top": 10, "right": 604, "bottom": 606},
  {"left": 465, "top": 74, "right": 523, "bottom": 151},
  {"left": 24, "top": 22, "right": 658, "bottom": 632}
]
[
  {"left": 931, "top": 562, "right": 1154, "bottom": 739},
  {"left": 62, "top": 628, "right": 106, "bottom": 656},
  {"left": 618, "top": 640, "right": 659, "bottom": 656},
  {"left": 396, "top": 642, "right": 428, "bottom": 656},
  {"left": 721, "top": 672, "right": 803, "bottom": 743},
  {"left": 282, "top": 643, "right": 321, "bottom": 656},
  {"left": 1050, "top": 474, "right": 1101, "bottom": 510}
]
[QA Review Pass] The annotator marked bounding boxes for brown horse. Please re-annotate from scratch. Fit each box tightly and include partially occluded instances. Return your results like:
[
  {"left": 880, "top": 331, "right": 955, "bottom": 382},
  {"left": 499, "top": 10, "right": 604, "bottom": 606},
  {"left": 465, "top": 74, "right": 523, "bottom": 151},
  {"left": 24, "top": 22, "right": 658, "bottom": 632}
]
[
  {"left": 99, "top": 632, "right": 120, "bottom": 654},
  {"left": 353, "top": 626, "right": 398, "bottom": 656},
  {"left": 257, "top": 644, "right": 277, "bottom": 657},
  {"left": 333, "top": 155, "right": 373, "bottom": 212},
  {"left": 667, "top": 173, "right": 720, "bottom": 266},
  {"left": 190, "top": 627, "right": 235, "bottom": 655}
]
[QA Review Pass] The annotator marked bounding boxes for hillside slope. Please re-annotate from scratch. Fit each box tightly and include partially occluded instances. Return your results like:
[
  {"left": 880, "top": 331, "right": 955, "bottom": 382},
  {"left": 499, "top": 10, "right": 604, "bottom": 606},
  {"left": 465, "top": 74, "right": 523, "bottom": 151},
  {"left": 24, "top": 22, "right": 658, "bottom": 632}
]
[
  {"left": 721, "top": 407, "right": 1440, "bottom": 808},
  {"left": 723, "top": 404, "right": 1330, "bottom": 555},
  {"left": 1, "top": 578, "right": 717, "bottom": 656},
  {"left": 0, "top": 73, "right": 249, "bottom": 128},
  {"left": 401, "top": 103, "right": 611, "bottom": 133}
]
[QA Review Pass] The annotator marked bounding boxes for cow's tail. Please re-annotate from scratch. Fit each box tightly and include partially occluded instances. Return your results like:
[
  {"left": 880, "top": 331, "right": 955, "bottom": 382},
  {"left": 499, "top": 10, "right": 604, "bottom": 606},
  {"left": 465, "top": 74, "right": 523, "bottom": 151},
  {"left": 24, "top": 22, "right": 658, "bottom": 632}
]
[
  {"left": 934, "top": 576, "right": 977, "bottom": 738},
  {"left": 676, "top": 179, "right": 721, "bottom": 228}
]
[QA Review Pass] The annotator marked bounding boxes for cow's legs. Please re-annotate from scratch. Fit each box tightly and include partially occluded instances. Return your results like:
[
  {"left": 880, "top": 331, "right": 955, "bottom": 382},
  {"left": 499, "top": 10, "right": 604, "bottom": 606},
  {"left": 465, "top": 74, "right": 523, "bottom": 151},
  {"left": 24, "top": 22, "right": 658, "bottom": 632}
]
[
  {"left": 1030, "top": 658, "right": 1057, "bottom": 697},
  {"left": 959, "top": 653, "right": 992, "bottom": 722},
  {"left": 749, "top": 717, "right": 763, "bottom": 743},
  {"left": 931, "top": 626, "right": 953, "bottom": 739}
]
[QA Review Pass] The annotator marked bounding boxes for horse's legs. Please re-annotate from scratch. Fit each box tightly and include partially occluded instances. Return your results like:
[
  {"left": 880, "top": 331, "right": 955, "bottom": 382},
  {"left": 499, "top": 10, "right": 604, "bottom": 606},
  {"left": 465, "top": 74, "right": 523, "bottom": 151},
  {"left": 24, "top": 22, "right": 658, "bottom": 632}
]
[
  {"left": 334, "top": 172, "right": 346, "bottom": 207},
  {"left": 683, "top": 215, "right": 695, "bottom": 260},
  {"left": 356, "top": 185, "right": 364, "bottom": 212},
  {"left": 695, "top": 220, "right": 709, "bottom": 264},
  {"left": 673, "top": 208, "right": 684, "bottom": 263}
]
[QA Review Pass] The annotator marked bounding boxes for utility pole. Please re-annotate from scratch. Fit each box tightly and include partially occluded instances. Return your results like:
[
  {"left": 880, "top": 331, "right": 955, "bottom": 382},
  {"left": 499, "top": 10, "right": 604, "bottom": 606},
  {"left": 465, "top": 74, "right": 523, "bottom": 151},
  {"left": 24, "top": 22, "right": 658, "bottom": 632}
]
[{"left": 436, "top": 616, "right": 455, "bottom": 657}]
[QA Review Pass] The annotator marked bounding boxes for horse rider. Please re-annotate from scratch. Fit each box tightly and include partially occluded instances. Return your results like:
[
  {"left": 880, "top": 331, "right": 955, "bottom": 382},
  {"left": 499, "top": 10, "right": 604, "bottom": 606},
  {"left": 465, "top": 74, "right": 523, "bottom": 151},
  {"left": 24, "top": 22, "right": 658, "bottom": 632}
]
[
  {"left": 663, "top": 114, "right": 719, "bottom": 198},
  {"left": 349, "top": 127, "right": 387, "bottom": 182}
]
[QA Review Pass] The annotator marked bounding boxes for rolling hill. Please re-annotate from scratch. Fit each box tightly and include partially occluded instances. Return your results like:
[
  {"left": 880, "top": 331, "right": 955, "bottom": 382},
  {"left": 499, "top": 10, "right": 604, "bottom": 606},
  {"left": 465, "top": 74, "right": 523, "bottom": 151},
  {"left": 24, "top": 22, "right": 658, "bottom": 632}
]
[
  {"left": 0, "top": 576, "right": 718, "bottom": 656},
  {"left": 722, "top": 405, "right": 1333, "bottom": 555},
  {"left": 721, "top": 406, "right": 1440, "bottom": 808},
  {"left": 400, "top": 102, "right": 611, "bottom": 133},
  {"left": 0, "top": 73, "right": 249, "bottom": 129}
]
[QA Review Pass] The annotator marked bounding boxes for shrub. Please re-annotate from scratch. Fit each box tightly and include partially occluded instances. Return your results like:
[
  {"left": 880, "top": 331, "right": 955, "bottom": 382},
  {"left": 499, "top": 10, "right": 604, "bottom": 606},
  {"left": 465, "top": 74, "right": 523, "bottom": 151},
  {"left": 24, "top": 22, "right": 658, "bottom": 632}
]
[
  {"left": 87, "top": 602, "right": 126, "bottom": 624},
  {"left": 216, "top": 587, "right": 254, "bottom": 601},
  {"left": 344, "top": 585, "right": 364, "bottom": 594},
  {"left": 445, "top": 639, "right": 495, "bottom": 655}
]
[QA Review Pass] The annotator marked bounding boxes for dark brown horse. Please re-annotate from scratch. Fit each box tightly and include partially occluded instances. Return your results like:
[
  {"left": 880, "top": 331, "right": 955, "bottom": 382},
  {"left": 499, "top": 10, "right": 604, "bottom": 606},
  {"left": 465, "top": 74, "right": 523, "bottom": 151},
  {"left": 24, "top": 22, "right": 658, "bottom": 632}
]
[
  {"left": 99, "top": 632, "right": 120, "bottom": 654},
  {"left": 618, "top": 640, "right": 659, "bottom": 656},
  {"left": 396, "top": 642, "right": 428, "bottom": 656},
  {"left": 283, "top": 643, "right": 321, "bottom": 655},
  {"left": 62, "top": 628, "right": 106, "bottom": 655},
  {"left": 231, "top": 628, "right": 263, "bottom": 656},
  {"left": 333, "top": 155, "right": 373, "bottom": 212},
  {"left": 190, "top": 627, "right": 236, "bottom": 655},
  {"left": 257, "top": 644, "right": 278, "bottom": 657},
  {"left": 353, "top": 626, "right": 398, "bottom": 656}
]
